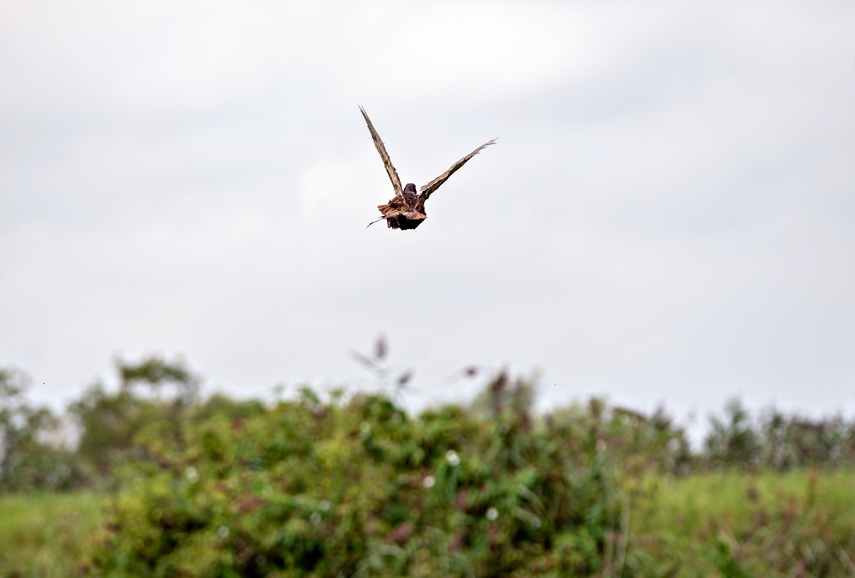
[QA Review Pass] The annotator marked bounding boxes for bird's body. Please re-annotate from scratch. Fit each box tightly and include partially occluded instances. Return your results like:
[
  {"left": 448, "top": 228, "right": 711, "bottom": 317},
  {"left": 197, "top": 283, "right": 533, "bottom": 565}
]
[
  {"left": 376, "top": 183, "right": 425, "bottom": 230},
  {"left": 359, "top": 106, "right": 495, "bottom": 230}
]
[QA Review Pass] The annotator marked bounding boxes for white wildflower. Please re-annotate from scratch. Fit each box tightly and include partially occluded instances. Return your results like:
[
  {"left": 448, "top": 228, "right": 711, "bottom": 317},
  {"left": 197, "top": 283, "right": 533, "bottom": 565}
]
[
  {"left": 445, "top": 450, "right": 460, "bottom": 466},
  {"left": 185, "top": 466, "right": 199, "bottom": 483}
]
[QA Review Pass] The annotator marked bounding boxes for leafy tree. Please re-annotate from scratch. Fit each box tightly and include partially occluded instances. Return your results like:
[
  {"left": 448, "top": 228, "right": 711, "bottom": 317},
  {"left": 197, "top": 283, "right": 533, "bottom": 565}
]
[
  {"left": 69, "top": 355, "right": 201, "bottom": 482},
  {"left": 0, "top": 366, "right": 84, "bottom": 491},
  {"left": 117, "top": 354, "right": 200, "bottom": 405},
  {"left": 758, "top": 408, "right": 855, "bottom": 471},
  {"left": 703, "top": 398, "right": 762, "bottom": 469}
]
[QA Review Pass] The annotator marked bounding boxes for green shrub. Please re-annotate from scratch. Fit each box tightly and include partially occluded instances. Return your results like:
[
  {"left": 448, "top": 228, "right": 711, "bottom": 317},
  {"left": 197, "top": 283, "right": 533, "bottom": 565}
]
[{"left": 90, "top": 377, "right": 640, "bottom": 577}]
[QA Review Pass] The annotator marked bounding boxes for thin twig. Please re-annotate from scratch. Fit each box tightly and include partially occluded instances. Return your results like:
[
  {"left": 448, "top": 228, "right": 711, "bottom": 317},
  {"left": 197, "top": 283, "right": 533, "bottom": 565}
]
[{"left": 616, "top": 497, "right": 631, "bottom": 577}]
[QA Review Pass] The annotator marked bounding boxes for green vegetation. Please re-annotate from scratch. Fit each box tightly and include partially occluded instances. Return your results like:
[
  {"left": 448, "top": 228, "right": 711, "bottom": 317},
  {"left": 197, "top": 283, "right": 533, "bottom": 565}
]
[
  {"left": 1, "top": 351, "right": 854, "bottom": 576},
  {"left": 0, "top": 492, "right": 104, "bottom": 577},
  {"left": 633, "top": 470, "right": 855, "bottom": 576},
  {"left": 2, "top": 472, "right": 854, "bottom": 577}
]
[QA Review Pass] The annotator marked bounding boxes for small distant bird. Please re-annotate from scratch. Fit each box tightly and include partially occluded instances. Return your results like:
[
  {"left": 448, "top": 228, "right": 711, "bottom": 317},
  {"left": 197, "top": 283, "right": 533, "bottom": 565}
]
[{"left": 359, "top": 106, "right": 496, "bottom": 230}]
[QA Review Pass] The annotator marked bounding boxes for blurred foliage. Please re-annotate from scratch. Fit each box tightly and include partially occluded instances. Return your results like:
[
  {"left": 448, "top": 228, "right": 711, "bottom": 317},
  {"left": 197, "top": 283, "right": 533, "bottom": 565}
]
[
  {"left": 0, "top": 367, "right": 87, "bottom": 492},
  {"left": 1, "top": 353, "right": 855, "bottom": 576},
  {"left": 68, "top": 355, "right": 209, "bottom": 487},
  {"left": 117, "top": 354, "right": 200, "bottom": 405},
  {"left": 632, "top": 470, "right": 855, "bottom": 577},
  {"left": 701, "top": 398, "right": 855, "bottom": 472},
  {"left": 0, "top": 492, "right": 103, "bottom": 577}
]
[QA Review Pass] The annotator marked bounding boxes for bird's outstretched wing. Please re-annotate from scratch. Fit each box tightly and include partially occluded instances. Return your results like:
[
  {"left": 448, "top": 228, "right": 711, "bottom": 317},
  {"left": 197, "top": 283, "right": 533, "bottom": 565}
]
[
  {"left": 359, "top": 106, "right": 403, "bottom": 198},
  {"left": 419, "top": 138, "right": 496, "bottom": 202}
]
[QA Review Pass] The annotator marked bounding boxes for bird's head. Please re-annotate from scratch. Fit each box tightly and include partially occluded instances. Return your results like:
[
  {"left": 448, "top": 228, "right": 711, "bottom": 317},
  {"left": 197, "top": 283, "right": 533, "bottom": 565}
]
[{"left": 404, "top": 183, "right": 417, "bottom": 193}]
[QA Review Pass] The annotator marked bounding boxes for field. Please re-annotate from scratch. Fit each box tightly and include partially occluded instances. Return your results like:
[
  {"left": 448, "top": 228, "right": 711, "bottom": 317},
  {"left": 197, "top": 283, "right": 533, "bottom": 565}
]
[
  {"left": 0, "top": 492, "right": 104, "bottom": 577},
  {"left": 2, "top": 470, "right": 853, "bottom": 577},
  {"left": 633, "top": 470, "right": 855, "bottom": 576}
]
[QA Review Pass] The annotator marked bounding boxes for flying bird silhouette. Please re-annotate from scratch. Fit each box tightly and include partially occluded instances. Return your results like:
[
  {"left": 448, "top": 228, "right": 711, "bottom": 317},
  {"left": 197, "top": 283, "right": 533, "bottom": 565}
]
[{"left": 359, "top": 106, "right": 496, "bottom": 230}]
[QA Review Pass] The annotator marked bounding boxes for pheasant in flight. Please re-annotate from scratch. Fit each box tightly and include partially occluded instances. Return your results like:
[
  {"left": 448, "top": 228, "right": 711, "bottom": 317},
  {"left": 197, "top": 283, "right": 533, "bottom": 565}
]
[{"left": 359, "top": 106, "right": 496, "bottom": 230}]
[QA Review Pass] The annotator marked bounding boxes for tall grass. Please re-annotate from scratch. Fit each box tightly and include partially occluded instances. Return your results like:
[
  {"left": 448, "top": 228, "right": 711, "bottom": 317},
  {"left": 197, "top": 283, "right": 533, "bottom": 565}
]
[
  {"left": 2, "top": 472, "right": 853, "bottom": 577},
  {"left": 0, "top": 492, "right": 105, "bottom": 577},
  {"left": 633, "top": 469, "right": 855, "bottom": 577}
]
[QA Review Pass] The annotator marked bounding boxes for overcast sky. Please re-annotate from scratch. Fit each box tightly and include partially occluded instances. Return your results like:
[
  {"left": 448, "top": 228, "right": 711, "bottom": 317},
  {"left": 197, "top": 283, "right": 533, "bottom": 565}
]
[{"left": 1, "top": 0, "right": 853, "bottom": 433}]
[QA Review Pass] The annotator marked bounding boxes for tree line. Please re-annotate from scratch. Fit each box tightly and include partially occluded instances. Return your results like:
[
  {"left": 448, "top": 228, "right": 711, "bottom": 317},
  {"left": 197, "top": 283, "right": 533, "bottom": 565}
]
[{"left": 2, "top": 355, "right": 854, "bottom": 494}]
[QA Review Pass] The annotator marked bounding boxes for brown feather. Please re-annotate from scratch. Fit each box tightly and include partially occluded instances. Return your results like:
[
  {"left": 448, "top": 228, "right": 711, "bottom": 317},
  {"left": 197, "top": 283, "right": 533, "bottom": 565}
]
[
  {"left": 359, "top": 106, "right": 403, "bottom": 198},
  {"left": 418, "top": 138, "right": 497, "bottom": 202},
  {"left": 376, "top": 195, "right": 427, "bottom": 230}
]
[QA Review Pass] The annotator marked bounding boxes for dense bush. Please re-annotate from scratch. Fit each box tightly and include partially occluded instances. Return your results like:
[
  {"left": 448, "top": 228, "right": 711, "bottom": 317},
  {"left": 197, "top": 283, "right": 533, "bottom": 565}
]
[{"left": 89, "top": 375, "right": 652, "bottom": 576}]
